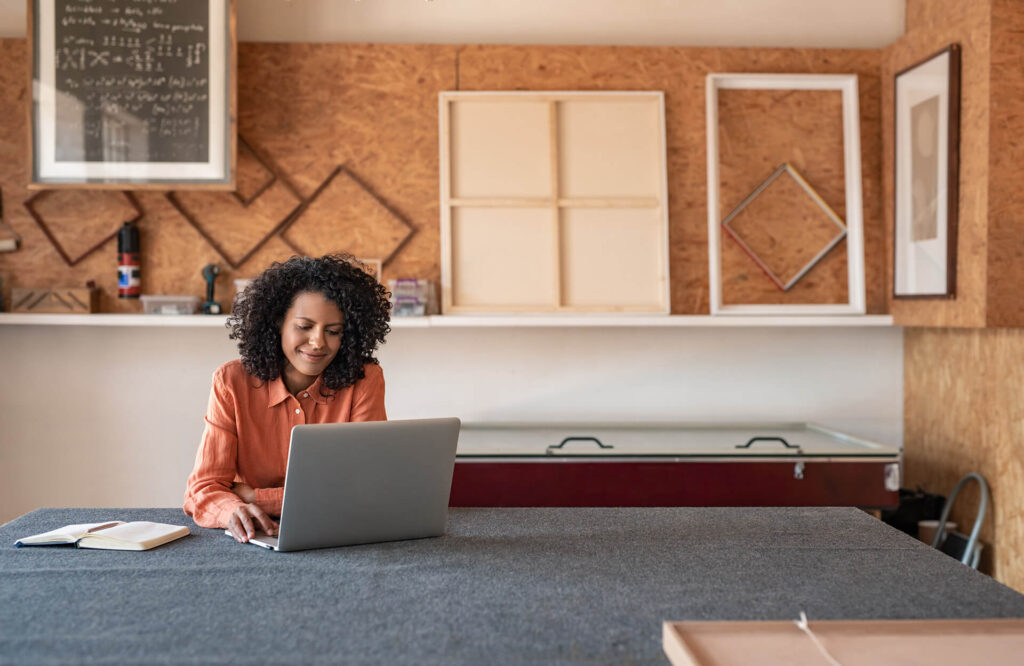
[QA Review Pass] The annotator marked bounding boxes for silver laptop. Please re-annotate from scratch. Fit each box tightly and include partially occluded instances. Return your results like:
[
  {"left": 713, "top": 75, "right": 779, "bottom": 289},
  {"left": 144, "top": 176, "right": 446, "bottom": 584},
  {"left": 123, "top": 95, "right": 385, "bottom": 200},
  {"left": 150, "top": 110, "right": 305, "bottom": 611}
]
[{"left": 234, "top": 417, "right": 460, "bottom": 552}]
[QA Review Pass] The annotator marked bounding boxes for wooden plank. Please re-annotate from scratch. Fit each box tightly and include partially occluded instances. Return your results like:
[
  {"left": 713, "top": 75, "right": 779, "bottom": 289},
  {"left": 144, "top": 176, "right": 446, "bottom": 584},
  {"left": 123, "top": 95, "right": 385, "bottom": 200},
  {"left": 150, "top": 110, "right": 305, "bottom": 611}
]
[
  {"left": 550, "top": 100, "right": 562, "bottom": 307},
  {"left": 664, "top": 619, "right": 1024, "bottom": 666},
  {"left": 449, "top": 198, "right": 555, "bottom": 207}
]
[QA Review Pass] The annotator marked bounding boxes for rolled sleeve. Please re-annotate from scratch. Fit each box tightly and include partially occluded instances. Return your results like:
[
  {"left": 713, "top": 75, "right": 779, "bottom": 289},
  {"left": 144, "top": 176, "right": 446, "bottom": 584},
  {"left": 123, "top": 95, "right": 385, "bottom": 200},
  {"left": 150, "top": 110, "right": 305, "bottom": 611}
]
[
  {"left": 183, "top": 368, "right": 246, "bottom": 528},
  {"left": 252, "top": 487, "right": 284, "bottom": 517}
]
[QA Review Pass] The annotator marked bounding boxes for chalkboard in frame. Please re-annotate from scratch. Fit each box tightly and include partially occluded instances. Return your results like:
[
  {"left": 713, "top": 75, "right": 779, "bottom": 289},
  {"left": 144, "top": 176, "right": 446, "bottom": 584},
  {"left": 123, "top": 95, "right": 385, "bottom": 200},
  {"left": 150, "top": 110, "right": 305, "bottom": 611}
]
[{"left": 28, "top": 0, "right": 236, "bottom": 189}]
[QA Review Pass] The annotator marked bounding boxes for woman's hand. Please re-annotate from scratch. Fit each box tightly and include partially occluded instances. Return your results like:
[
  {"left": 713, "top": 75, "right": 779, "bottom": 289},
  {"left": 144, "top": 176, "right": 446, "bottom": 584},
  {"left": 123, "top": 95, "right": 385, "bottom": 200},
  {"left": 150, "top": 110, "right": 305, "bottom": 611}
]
[
  {"left": 226, "top": 503, "right": 278, "bottom": 543},
  {"left": 232, "top": 481, "right": 256, "bottom": 503}
]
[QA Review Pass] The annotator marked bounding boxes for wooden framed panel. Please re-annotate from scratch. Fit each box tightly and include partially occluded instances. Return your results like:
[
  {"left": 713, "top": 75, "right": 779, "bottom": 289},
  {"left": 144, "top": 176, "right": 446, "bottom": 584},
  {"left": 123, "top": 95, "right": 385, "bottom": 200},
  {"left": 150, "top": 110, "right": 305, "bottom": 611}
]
[
  {"left": 450, "top": 207, "right": 558, "bottom": 309},
  {"left": 705, "top": 74, "right": 866, "bottom": 315},
  {"left": 557, "top": 98, "right": 662, "bottom": 199},
  {"left": 28, "top": 0, "right": 237, "bottom": 189},
  {"left": 440, "top": 91, "right": 669, "bottom": 314},
  {"left": 449, "top": 100, "right": 551, "bottom": 199},
  {"left": 561, "top": 208, "right": 665, "bottom": 309}
]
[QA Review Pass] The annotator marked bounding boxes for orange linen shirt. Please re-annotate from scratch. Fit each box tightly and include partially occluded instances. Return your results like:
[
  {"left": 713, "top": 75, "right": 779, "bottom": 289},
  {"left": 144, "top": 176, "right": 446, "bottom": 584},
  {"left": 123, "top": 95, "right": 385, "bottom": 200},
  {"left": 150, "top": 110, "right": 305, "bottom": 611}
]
[{"left": 183, "top": 359, "right": 387, "bottom": 528}]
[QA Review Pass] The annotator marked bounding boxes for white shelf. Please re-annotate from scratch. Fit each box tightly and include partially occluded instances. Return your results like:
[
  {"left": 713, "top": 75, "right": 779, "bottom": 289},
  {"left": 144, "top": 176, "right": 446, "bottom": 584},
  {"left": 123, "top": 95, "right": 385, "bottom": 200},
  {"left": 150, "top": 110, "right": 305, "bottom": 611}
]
[
  {"left": 421, "top": 314, "right": 894, "bottom": 328},
  {"left": 0, "top": 313, "right": 895, "bottom": 328},
  {"left": 0, "top": 313, "right": 232, "bottom": 327}
]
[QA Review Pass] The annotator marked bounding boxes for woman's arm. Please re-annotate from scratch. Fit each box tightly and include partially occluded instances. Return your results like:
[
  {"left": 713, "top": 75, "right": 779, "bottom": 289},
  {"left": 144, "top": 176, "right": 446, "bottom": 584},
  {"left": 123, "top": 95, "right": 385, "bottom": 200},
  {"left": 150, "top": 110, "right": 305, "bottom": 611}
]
[
  {"left": 234, "top": 481, "right": 283, "bottom": 520},
  {"left": 183, "top": 368, "right": 278, "bottom": 540}
]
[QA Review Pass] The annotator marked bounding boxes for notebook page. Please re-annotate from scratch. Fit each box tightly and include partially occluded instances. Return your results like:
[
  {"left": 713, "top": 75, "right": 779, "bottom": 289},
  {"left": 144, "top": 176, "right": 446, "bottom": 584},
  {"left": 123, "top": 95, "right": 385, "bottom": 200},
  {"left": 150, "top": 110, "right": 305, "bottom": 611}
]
[
  {"left": 15, "top": 521, "right": 123, "bottom": 545},
  {"left": 88, "top": 521, "right": 190, "bottom": 548}
]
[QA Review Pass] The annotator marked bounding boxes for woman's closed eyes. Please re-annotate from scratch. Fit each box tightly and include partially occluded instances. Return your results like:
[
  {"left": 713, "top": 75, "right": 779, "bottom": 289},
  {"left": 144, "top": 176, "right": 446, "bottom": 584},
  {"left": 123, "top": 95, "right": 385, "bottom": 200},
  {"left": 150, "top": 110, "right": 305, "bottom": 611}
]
[{"left": 296, "top": 324, "right": 342, "bottom": 335}]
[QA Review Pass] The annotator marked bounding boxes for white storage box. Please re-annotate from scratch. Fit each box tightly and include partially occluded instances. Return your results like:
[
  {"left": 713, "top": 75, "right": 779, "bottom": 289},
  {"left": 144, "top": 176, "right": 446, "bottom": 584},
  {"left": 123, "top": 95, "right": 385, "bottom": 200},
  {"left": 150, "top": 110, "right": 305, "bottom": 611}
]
[{"left": 141, "top": 294, "right": 199, "bottom": 315}]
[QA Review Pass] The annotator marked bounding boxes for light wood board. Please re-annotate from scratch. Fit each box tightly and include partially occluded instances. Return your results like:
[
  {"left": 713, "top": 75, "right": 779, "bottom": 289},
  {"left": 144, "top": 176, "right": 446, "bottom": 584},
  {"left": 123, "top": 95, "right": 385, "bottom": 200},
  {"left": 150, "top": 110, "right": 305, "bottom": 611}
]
[
  {"left": 440, "top": 91, "right": 669, "bottom": 313},
  {"left": 664, "top": 618, "right": 1024, "bottom": 666}
]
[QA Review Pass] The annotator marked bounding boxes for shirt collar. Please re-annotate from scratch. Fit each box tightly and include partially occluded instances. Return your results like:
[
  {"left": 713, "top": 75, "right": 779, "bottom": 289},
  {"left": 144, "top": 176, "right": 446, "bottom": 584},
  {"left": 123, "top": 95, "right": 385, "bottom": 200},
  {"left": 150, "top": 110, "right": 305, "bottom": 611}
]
[
  {"left": 304, "top": 375, "right": 331, "bottom": 404},
  {"left": 267, "top": 373, "right": 331, "bottom": 407},
  {"left": 267, "top": 376, "right": 290, "bottom": 407}
]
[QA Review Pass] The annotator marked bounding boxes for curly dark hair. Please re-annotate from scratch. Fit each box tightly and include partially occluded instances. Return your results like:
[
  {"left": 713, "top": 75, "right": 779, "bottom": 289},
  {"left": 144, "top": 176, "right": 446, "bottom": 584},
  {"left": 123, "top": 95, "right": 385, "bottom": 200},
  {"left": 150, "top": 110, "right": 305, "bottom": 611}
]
[{"left": 227, "top": 254, "right": 391, "bottom": 393}]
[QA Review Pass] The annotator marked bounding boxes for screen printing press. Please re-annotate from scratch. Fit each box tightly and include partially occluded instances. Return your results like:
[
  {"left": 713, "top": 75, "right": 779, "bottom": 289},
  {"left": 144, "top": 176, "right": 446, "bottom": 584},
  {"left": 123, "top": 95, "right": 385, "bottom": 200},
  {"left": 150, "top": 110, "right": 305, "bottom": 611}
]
[{"left": 449, "top": 422, "right": 901, "bottom": 508}]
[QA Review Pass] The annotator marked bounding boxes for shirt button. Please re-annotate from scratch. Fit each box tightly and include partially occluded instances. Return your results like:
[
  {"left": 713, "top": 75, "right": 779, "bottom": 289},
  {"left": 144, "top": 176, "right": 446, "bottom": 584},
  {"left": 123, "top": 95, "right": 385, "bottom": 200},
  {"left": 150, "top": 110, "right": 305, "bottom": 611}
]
[
  {"left": 295, "top": 408, "right": 301, "bottom": 414},
  {"left": 303, "top": 392, "right": 309, "bottom": 398}
]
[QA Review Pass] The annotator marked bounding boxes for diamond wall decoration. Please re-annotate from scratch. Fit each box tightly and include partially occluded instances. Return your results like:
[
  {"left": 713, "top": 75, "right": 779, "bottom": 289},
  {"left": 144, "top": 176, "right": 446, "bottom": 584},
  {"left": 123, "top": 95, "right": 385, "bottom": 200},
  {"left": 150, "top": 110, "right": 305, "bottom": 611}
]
[
  {"left": 166, "top": 137, "right": 416, "bottom": 271},
  {"left": 280, "top": 165, "right": 416, "bottom": 268},
  {"left": 232, "top": 137, "right": 277, "bottom": 207},
  {"left": 166, "top": 136, "right": 304, "bottom": 269},
  {"left": 721, "top": 162, "right": 846, "bottom": 292},
  {"left": 23, "top": 190, "right": 143, "bottom": 267}
]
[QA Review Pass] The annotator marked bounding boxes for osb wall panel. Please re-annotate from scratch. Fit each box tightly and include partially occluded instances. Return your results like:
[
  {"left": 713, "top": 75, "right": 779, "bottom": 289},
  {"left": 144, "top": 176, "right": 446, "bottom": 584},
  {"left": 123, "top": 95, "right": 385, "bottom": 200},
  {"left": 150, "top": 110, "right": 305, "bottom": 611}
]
[
  {"left": 905, "top": 0, "right": 988, "bottom": 33},
  {"left": 883, "top": 0, "right": 991, "bottom": 327},
  {"left": 717, "top": 89, "right": 848, "bottom": 305},
  {"left": 984, "top": 0, "right": 1024, "bottom": 327},
  {"left": 905, "top": 327, "right": 1024, "bottom": 593},
  {"left": 0, "top": 41, "right": 885, "bottom": 315},
  {"left": 0, "top": 42, "right": 456, "bottom": 313},
  {"left": 456, "top": 46, "right": 886, "bottom": 314}
]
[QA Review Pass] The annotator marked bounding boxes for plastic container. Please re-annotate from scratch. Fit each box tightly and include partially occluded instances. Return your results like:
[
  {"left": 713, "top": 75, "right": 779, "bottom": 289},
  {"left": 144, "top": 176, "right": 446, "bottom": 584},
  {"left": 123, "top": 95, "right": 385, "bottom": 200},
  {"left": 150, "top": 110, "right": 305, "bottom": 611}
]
[
  {"left": 141, "top": 294, "right": 199, "bottom": 315},
  {"left": 387, "top": 279, "right": 436, "bottom": 316}
]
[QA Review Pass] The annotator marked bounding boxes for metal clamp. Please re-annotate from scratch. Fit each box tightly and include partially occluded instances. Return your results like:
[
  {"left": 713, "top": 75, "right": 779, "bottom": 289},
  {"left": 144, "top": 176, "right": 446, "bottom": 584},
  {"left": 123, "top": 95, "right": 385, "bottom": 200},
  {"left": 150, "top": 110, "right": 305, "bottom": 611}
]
[{"left": 546, "top": 436, "right": 613, "bottom": 455}]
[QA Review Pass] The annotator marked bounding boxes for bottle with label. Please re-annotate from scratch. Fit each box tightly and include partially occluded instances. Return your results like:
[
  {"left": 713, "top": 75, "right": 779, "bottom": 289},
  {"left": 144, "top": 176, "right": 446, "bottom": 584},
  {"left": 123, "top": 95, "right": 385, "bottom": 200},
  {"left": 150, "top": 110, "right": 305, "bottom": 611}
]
[{"left": 118, "top": 221, "right": 141, "bottom": 299}]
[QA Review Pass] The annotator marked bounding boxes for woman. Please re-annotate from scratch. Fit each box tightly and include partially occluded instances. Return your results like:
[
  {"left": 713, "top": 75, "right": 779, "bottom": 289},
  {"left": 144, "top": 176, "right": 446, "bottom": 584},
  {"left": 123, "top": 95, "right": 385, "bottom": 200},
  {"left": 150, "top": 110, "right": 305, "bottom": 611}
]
[{"left": 183, "top": 254, "right": 391, "bottom": 543}]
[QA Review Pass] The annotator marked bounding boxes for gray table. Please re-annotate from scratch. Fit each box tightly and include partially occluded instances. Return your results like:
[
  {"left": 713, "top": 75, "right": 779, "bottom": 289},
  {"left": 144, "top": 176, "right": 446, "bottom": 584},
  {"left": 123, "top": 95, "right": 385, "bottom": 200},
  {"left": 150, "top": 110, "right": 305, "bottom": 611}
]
[{"left": 3, "top": 507, "right": 1023, "bottom": 664}]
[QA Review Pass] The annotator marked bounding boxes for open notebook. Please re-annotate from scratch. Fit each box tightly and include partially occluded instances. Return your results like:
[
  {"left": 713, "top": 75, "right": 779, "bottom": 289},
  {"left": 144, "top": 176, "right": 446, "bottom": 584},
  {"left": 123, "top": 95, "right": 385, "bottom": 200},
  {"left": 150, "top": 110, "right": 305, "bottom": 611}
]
[{"left": 14, "top": 521, "right": 190, "bottom": 551}]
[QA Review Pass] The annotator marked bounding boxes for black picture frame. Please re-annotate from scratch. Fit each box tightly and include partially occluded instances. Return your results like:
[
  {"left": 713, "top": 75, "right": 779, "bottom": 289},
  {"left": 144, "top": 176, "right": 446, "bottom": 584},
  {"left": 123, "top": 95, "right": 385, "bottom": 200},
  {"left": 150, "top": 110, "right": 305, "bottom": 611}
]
[
  {"left": 27, "top": 0, "right": 237, "bottom": 190},
  {"left": 893, "top": 44, "right": 961, "bottom": 299}
]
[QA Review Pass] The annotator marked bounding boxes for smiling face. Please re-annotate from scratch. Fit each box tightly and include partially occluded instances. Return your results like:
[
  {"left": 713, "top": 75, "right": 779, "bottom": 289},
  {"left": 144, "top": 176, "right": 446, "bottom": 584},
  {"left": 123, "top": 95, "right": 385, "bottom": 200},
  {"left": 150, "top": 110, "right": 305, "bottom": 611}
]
[{"left": 279, "top": 291, "right": 345, "bottom": 394}]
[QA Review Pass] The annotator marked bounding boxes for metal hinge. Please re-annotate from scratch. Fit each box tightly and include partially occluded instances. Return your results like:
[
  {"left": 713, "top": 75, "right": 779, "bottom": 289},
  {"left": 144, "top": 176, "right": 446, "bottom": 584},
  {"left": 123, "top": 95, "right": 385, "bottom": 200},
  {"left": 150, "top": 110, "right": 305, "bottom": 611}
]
[{"left": 884, "top": 463, "right": 901, "bottom": 491}]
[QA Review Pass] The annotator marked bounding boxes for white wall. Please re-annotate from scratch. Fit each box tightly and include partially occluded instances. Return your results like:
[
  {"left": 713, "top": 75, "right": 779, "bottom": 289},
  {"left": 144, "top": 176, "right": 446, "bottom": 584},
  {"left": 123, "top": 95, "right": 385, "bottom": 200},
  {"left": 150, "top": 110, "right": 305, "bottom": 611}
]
[
  {"left": 0, "top": 0, "right": 904, "bottom": 47},
  {"left": 0, "top": 323, "right": 902, "bottom": 522}
]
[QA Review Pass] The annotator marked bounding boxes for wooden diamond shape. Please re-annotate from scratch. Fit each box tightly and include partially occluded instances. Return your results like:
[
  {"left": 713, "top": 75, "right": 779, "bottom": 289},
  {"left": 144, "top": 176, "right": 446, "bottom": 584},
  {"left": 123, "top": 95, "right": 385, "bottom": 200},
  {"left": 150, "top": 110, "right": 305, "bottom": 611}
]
[
  {"left": 23, "top": 190, "right": 143, "bottom": 266},
  {"left": 233, "top": 137, "right": 277, "bottom": 207},
  {"left": 722, "top": 163, "right": 846, "bottom": 291},
  {"left": 281, "top": 166, "right": 415, "bottom": 267},
  {"left": 167, "top": 139, "right": 303, "bottom": 269}
]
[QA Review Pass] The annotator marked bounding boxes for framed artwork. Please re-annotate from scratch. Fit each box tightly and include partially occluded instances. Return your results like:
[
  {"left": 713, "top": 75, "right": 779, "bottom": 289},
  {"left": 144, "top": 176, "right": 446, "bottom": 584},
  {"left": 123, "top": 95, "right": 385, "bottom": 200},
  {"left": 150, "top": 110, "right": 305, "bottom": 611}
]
[
  {"left": 893, "top": 44, "right": 960, "bottom": 298},
  {"left": 28, "top": 0, "right": 236, "bottom": 189},
  {"left": 439, "top": 91, "right": 670, "bottom": 314},
  {"left": 705, "top": 73, "right": 866, "bottom": 315}
]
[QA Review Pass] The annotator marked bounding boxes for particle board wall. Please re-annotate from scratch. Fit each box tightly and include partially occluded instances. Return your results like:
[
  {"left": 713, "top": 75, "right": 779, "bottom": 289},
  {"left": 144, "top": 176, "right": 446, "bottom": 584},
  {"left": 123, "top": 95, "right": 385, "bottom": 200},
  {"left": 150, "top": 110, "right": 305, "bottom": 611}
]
[
  {"left": 0, "top": 42, "right": 455, "bottom": 313},
  {"left": 882, "top": 0, "right": 989, "bottom": 327},
  {"left": 456, "top": 46, "right": 886, "bottom": 315},
  {"left": 896, "top": 0, "right": 1024, "bottom": 596},
  {"left": 0, "top": 39, "right": 886, "bottom": 314},
  {"left": 883, "top": 0, "right": 1024, "bottom": 328},
  {"left": 984, "top": 0, "right": 1024, "bottom": 327},
  {"left": 904, "top": 327, "right": 1024, "bottom": 593}
]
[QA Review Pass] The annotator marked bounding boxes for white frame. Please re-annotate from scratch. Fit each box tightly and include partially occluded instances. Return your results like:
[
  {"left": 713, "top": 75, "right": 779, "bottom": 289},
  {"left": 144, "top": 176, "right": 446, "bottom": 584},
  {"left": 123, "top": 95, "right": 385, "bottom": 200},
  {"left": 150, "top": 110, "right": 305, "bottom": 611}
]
[
  {"left": 439, "top": 91, "right": 670, "bottom": 315},
  {"left": 705, "top": 74, "right": 866, "bottom": 315},
  {"left": 30, "top": 0, "right": 234, "bottom": 188}
]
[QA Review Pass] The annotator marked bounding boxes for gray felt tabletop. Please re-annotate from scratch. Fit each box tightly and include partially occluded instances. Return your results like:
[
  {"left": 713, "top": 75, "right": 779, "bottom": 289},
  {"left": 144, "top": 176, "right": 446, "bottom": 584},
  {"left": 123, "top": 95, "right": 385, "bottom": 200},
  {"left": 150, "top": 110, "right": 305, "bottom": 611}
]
[{"left": 2, "top": 507, "right": 1023, "bottom": 665}]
